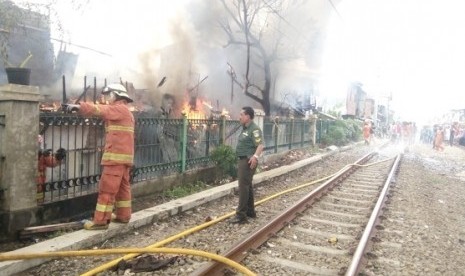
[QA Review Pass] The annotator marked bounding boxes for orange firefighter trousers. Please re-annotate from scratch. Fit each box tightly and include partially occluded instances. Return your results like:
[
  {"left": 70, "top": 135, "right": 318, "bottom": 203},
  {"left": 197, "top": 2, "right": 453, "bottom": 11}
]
[{"left": 93, "top": 165, "right": 132, "bottom": 225}]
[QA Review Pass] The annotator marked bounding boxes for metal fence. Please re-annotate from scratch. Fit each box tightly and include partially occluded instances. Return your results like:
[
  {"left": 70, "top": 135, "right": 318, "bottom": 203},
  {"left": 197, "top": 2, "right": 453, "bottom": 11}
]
[
  {"left": 39, "top": 112, "right": 327, "bottom": 204},
  {"left": 0, "top": 114, "right": 5, "bottom": 198},
  {"left": 262, "top": 117, "right": 313, "bottom": 154}
]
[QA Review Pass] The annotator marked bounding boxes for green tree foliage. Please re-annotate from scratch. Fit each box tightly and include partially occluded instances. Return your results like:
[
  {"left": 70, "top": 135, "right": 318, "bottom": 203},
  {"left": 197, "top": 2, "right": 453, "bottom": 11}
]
[
  {"left": 321, "top": 119, "right": 362, "bottom": 146},
  {"left": 210, "top": 144, "right": 237, "bottom": 179}
]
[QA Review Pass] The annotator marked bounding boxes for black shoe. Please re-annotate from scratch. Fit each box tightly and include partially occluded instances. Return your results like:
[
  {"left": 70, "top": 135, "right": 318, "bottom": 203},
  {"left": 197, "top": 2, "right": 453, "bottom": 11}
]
[
  {"left": 247, "top": 212, "right": 257, "bottom": 218},
  {"left": 230, "top": 216, "right": 248, "bottom": 224}
]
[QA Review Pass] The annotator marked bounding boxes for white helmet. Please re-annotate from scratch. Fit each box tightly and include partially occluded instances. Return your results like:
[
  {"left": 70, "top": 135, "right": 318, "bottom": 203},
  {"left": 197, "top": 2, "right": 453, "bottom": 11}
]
[{"left": 102, "top": 83, "right": 133, "bottom": 103}]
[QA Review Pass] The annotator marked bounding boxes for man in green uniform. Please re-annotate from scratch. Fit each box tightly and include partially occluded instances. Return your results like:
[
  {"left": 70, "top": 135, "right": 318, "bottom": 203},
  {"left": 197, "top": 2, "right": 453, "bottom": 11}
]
[{"left": 231, "top": 106, "right": 264, "bottom": 224}]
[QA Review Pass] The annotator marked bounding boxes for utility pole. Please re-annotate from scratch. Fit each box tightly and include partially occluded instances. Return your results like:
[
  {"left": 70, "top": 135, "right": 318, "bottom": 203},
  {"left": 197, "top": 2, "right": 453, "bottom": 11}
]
[{"left": 386, "top": 92, "right": 392, "bottom": 126}]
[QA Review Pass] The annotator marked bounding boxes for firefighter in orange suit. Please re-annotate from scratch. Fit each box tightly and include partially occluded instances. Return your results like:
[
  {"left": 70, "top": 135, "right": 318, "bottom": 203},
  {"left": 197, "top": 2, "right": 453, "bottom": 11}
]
[
  {"left": 37, "top": 141, "right": 66, "bottom": 204},
  {"left": 64, "top": 83, "right": 135, "bottom": 230}
]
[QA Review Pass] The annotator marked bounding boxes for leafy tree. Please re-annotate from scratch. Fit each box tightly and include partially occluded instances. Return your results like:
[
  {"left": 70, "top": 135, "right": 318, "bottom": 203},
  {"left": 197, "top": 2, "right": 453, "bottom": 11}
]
[{"left": 219, "top": 0, "right": 314, "bottom": 116}]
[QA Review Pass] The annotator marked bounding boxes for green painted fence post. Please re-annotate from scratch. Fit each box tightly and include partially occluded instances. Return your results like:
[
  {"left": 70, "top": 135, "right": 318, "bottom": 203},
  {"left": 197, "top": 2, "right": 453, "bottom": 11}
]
[
  {"left": 219, "top": 115, "right": 226, "bottom": 145},
  {"left": 289, "top": 117, "right": 295, "bottom": 150},
  {"left": 205, "top": 118, "right": 211, "bottom": 156},
  {"left": 273, "top": 117, "right": 279, "bottom": 153},
  {"left": 300, "top": 119, "right": 304, "bottom": 147},
  {"left": 181, "top": 113, "right": 188, "bottom": 172}
]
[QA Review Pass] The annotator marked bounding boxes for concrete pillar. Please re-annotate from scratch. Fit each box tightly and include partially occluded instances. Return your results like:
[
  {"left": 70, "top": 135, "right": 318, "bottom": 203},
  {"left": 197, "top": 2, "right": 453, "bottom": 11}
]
[
  {"left": 309, "top": 115, "right": 317, "bottom": 147},
  {"left": 253, "top": 108, "right": 265, "bottom": 131},
  {"left": 0, "top": 84, "right": 41, "bottom": 237}
]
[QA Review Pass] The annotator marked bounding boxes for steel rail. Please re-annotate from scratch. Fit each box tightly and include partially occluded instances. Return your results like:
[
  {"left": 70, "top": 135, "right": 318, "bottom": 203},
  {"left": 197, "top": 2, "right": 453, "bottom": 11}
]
[
  {"left": 191, "top": 151, "right": 378, "bottom": 276},
  {"left": 345, "top": 153, "right": 402, "bottom": 276}
]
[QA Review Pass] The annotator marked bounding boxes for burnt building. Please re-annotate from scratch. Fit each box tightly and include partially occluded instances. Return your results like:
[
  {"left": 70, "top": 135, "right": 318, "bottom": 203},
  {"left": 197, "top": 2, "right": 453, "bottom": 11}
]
[
  {"left": 0, "top": 1, "right": 55, "bottom": 86},
  {"left": 0, "top": 1, "right": 77, "bottom": 87}
]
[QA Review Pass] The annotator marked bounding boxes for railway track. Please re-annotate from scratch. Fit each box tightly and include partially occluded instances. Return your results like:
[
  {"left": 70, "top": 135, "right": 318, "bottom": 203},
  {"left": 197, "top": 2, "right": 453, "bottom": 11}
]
[
  {"left": 193, "top": 148, "right": 402, "bottom": 275},
  {"left": 4, "top": 145, "right": 405, "bottom": 275}
]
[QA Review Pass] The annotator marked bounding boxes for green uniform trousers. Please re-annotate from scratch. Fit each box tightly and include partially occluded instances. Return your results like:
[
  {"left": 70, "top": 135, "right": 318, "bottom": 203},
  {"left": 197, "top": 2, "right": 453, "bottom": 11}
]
[{"left": 236, "top": 158, "right": 256, "bottom": 219}]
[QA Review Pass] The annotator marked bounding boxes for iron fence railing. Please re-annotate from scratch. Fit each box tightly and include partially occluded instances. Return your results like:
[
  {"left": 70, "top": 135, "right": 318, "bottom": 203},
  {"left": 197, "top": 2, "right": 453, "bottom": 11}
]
[
  {"left": 39, "top": 113, "right": 104, "bottom": 202},
  {"left": 0, "top": 114, "right": 4, "bottom": 198},
  {"left": 38, "top": 112, "right": 326, "bottom": 204},
  {"left": 262, "top": 117, "right": 315, "bottom": 154}
]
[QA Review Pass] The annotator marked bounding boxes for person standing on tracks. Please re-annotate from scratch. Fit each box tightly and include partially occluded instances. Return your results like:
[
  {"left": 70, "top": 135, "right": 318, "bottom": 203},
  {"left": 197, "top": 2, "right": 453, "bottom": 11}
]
[
  {"left": 450, "top": 122, "right": 459, "bottom": 146},
  {"left": 231, "top": 106, "right": 264, "bottom": 224},
  {"left": 433, "top": 125, "right": 445, "bottom": 151},
  {"left": 64, "top": 83, "right": 135, "bottom": 230},
  {"left": 363, "top": 121, "right": 372, "bottom": 145}
]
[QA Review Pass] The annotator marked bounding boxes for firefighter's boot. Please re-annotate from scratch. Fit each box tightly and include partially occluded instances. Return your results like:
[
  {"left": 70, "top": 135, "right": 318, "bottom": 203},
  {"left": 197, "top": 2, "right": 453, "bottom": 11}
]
[
  {"left": 83, "top": 220, "right": 109, "bottom": 230},
  {"left": 111, "top": 213, "right": 130, "bottom": 223}
]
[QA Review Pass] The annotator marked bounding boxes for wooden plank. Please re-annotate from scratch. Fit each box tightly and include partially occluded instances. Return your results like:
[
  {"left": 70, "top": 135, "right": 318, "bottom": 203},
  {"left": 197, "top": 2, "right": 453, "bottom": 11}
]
[{"left": 19, "top": 221, "right": 84, "bottom": 238}]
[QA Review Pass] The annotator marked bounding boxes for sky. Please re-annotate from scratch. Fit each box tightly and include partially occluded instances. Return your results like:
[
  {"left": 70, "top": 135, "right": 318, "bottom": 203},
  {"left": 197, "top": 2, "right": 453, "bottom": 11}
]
[
  {"left": 320, "top": 0, "right": 465, "bottom": 124},
  {"left": 13, "top": 0, "right": 465, "bottom": 123}
]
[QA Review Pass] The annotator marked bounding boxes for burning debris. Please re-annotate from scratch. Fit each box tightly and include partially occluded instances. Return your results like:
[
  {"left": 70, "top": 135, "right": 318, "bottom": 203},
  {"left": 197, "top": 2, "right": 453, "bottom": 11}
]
[{"left": 38, "top": 75, "right": 230, "bottom": 120}]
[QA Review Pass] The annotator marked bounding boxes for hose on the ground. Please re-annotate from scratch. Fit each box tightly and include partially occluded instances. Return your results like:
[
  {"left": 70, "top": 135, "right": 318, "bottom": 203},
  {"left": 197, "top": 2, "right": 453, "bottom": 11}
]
[
  {"left": 81, "top": 155, "right": 395, "bottom": 275},
  {"left": 0, "top": 247, "right": 256, "bottom": 276},
  {"left": 2, "top": 152, "right": 394, "bottom": 276}
]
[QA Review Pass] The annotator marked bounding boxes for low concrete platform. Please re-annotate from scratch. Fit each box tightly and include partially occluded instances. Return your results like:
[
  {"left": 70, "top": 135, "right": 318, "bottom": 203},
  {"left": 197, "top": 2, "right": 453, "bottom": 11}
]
[{"left": 0, "top": 146, "right": 350, "bottom": 275}]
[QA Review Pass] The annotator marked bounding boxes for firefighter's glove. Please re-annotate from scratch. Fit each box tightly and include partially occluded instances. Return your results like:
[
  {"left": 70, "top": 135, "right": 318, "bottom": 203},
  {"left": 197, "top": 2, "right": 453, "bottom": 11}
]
[
  {"left": 62, "top": 104, "right": 80, "bottom": 113},
  {"left": 55, "top": 148, "right": 66, "bottom": 161}
]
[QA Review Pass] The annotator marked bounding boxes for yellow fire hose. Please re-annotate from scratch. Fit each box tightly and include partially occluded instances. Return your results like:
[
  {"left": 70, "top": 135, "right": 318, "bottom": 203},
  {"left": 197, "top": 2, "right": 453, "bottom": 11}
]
[
  {"left": 81, "top": 173, "right": 339, "bottom": 276},
  {"left": 1, "top": 156, "right": 395, "bottom": 276},
  {"left": 0, "top": 247, "right": 256, "bottom": 276},
  {"left": 80, "top": 157, "right": 395, "bottom": 275}
]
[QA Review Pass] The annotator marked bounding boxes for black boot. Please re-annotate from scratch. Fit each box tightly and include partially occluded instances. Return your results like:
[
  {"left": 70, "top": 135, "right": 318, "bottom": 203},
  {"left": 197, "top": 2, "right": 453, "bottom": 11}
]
[{"left": 230, "top": 216, "right": 248, "bottom": 224}]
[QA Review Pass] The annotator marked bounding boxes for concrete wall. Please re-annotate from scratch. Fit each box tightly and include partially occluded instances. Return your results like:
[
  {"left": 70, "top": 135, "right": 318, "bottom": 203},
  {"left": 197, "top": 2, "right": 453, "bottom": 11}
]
[{"left": 0, "top": 84, "right": 42, "bottom": 238}]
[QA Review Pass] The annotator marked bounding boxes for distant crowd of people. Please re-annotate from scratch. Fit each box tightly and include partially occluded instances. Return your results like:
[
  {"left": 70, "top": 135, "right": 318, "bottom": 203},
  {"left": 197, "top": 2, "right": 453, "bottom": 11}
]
[
  {"left": 362, "top": 120, "right": 418, "bottom": 146},
  {"left": 388, "top": 121, "right": 417, "bottom": 145},
  {"left": 362, "top": 120, "right": 465, "bottom": 152},
  {"left": 420, "top": 122, "right": 463, "bottom": 151}
]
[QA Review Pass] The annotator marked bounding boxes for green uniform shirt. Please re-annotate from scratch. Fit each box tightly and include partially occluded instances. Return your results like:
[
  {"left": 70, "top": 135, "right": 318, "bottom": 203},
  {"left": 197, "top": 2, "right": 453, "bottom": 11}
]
[{"left": 236, "top": 121, "right": 263, "bottom": 157}]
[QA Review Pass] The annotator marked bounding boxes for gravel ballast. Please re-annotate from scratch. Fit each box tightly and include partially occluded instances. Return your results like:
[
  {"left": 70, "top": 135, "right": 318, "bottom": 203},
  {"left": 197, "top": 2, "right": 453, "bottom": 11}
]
[{"left": 3, "top": 141, "right": 465, "bottom": 275}]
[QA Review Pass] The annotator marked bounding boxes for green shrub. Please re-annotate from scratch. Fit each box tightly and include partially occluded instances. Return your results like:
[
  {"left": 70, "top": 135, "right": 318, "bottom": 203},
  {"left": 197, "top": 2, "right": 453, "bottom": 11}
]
[
  {"left": 163, "top": 181, "right": 208, "bottom": 199},
  {"left": 321, "top": 119, "right": 362, "bottom": 146},
  {"left": 346, "top": 119, "right": 362, "bottom": 141},
  {"left": 210, "top": 144, "right": 237, "bottom": 179}
]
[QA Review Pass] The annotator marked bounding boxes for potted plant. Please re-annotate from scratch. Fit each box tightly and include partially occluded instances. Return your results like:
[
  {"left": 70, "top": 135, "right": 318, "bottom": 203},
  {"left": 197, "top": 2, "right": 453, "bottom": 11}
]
[{"left": 2, "top": 51, "right": 33, "bottom": 85}]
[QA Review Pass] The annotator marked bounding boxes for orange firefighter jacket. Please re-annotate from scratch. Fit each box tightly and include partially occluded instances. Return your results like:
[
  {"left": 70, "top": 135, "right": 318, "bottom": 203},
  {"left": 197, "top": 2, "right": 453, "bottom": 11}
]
[
  {"left": 79, "top": 101, "right": 135, "bottom": 166},
  {"left": 37, "top": 154, "right": 59, "bottom": 184},
  {"left": 37, "top": 153, "right": 61, "bottom": 202}
]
